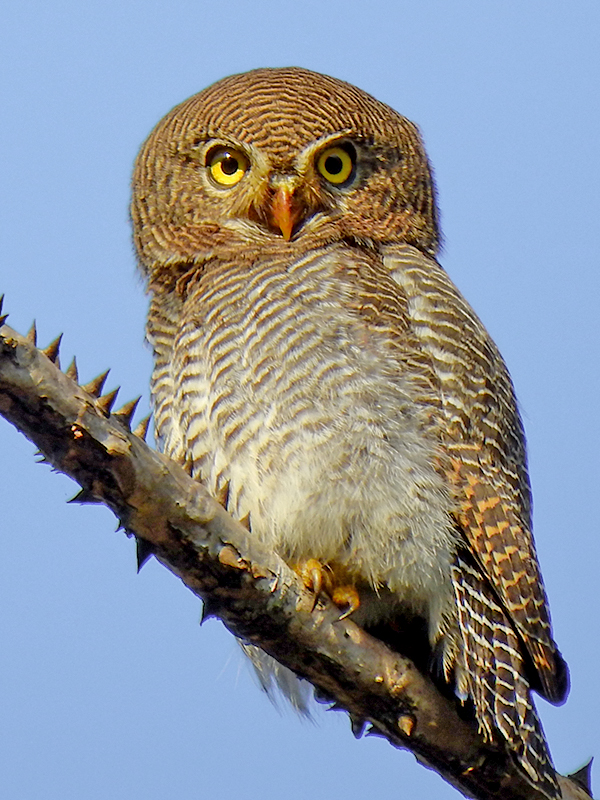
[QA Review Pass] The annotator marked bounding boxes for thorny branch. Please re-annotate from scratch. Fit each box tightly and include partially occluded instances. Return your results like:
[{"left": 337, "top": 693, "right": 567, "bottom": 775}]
[{"left": 0, "top": 309, "right": 592, "bottom": 800}]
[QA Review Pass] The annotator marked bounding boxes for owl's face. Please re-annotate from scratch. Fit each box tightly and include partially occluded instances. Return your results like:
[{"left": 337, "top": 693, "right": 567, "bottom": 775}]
[{"left": 132, "top": 68, "right": 439, "bottom": 283}]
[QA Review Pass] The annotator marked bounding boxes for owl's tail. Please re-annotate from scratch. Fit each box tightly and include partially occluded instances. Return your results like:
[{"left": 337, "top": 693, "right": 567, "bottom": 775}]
[
  {"left": 452, "top": 551, "right": 561, "bottom": 800},
  {"left": 239, "top": 640, "right": 314, "bottom": 717}
]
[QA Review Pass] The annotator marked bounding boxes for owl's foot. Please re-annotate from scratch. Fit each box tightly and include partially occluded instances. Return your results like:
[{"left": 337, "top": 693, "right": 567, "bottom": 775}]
[
  {"left": 296, "top": 559, "right": 360, "bottom": 618},
  {"left": 331, "top": 586, "right": 361, "bottom": 620},
  {"left": 297, "top": 558, "right": 333, "bottom": 610}
]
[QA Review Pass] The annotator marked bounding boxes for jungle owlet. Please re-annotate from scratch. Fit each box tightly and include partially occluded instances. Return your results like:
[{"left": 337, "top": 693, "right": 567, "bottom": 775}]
[{"left": 131, "top": 67, "right": 568, "bottom": 798}]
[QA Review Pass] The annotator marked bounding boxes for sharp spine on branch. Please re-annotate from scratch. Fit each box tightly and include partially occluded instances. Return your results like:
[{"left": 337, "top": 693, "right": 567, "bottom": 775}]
[
  {"left": 349, "top": 714, "right": 367, "bottom": 739},
  {"left": 215, "top": 480, "right": 230, "bottom": 509},
  {"left": 65, "top": 356, "right": 79, "bottom": 381},
  {"left": 239, "top": 512, "right": 251, "bottom": 531},
  {"left": 82, "top": 369, "right": 110, "bottom": 397},
  {"left": 136, "top": 537, "right": 154, "bottom": 571},
  {"left": 27, "top": 321, "right": 37, "bottom": 345},
  {"left": 133, "top": 414, "right": 151, "bottom": 440},
  {"left": 200, "top": 598, "right": 220, "bottom": 624},
  {"left": 0, "top": 294, "right": 6, "bottom": 327},
  {"left": 113, "top": 396, "right": 141, "bottom": 429},
  {"left": 43, "top": 334, "right": 63, "bottom": 367},
  {"left": 97, "top": 387, "right": 120, "bottom": 414},
  {"left": 68, "top": 488, "right": 102, "bottom": 504},
  {"left": 567, "top": 759, "right": 594, "bottom": 795}
]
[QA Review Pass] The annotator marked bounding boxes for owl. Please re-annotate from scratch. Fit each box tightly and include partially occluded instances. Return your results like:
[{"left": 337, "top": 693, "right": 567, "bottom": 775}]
[{"left": 131, "top": 67, "right": 568, "bottom": 798}]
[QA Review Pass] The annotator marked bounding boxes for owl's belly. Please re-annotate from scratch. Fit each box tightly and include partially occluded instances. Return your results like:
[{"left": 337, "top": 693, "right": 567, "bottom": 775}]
[{"left": 160, "top": 251, "right": 458, "bottom": 628}]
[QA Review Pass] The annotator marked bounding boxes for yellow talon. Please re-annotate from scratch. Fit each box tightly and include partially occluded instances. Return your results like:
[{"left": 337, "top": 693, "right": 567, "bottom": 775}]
[
  {"left": 294, "top": 559, "right": 361, "bottom": 618},
  {"left": 332, "top": 585, "right": 361, "bottom": 619},
  {"left": 297, "top": 559, "right": 331, "bottom": 610}
]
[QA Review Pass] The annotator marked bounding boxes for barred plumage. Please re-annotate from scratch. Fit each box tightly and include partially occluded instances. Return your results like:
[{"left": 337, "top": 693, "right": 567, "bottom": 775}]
[{"left": 132, "top": 67, "right": 567, "bottom": 798}]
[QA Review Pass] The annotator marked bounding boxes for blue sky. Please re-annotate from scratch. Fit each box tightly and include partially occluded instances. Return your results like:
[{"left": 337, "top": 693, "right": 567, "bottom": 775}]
[{"left": 1, "top": 2, "right": 598, "bottom": 798}]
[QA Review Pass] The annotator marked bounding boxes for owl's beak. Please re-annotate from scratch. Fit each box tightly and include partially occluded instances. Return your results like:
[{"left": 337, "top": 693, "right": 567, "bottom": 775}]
[{"left": 270, "top": 185, "right": 301, "bottom": 240}]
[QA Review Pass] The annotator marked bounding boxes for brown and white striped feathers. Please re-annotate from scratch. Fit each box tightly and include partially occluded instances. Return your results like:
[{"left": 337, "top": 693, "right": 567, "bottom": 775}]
[{"left": 131, "top": 67, "right": 567, "bottom": 798}]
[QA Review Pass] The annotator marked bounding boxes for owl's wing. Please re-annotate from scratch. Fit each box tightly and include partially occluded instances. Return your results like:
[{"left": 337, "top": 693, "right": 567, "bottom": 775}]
[{"left": 383, "top": 244, "right": 568, "bottom": 705}]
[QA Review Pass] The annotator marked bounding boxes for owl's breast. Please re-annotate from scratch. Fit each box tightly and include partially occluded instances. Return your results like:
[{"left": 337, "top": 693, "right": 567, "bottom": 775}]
[{"left": 153, "top": 245, "right": 457, "bottom": 618}]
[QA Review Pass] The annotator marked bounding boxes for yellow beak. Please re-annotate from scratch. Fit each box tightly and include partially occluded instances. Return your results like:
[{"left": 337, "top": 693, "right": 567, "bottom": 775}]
[{"left": 270, "top": 185, "right": 300, "bottom": 240}]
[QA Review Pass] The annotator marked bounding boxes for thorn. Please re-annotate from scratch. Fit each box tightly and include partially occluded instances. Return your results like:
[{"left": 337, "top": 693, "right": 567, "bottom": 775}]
[
  {"left": 82, "top": 369, "right": 110, "bottom": 397},
  {"left": 113, "top": 396, "right": 141, "bottom": 429},
  {"left": 239, "top": 512, "right": 251, "bottom": 531},
  {"left": 96, "top": 387, "right": 120, "bottom": 415},
  {"left": 0, "top": 294, "right": 3, "bottom": 314},
  {"left": 215, "top": 480, "right": 230, "bottom": 509},
  {"left": 568, "top": 758, "right": 594, "bottom": 794},
  {"left": 200, "top": 598, "right": 220, "bottom": 625},
  {"left": 43, "top": 334, "right": 63, "bottom": 366},
  {"left": 136, "top": 537, "right": 154, "bottom": 571},
  {"left": 27, "top": 321, "right": 37, "bottom": 346},
  {"left": 133, "top": 414, "right": 151, "bottom": 440},
  {"left": 65, "top": 356, "right": 79, "bottom": 381},
  {"left": 397, "top": 714, "right": 415, "bottom": 737},
  {"left": 68, "top": 488, "right": 102, "bottom": 504},
  {"left": 0, "top": 314, "right": 9, "bottom": 327},
  {"left": 349, "top": 714, "right": 367, "bottom": 739}
]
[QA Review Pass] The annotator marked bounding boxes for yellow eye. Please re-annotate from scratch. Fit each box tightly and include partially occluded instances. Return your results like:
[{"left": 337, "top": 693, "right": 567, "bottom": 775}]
[
  {"left": 317, "top": 145, "right": 354, "bottom": 185},
  {"left": 208, "top": 147, "right": 249, "bottom": 186}
]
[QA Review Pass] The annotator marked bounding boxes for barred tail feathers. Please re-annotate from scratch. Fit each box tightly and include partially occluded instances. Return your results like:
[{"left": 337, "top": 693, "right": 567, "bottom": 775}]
[{"left": 452, "top": 552, "right": 560, "bottom": 799}]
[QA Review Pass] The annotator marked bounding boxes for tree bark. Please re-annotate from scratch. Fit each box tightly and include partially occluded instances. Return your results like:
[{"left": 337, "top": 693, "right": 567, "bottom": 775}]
[{"left": 0, "top": 315, "right": 591, "bottom": 800}]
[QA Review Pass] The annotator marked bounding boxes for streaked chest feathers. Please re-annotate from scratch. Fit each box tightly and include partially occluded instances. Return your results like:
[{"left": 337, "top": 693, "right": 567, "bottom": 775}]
[{"left": 151, "top": 244, "right": 456, "bottom": 624}]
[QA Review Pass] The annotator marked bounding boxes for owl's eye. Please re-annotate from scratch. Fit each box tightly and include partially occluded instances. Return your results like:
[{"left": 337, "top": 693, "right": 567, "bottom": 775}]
[
  {"left": 207, "top": 147, "right": 249, "bottom": 186},
  {"left": 316, "top": 145, "right": 355, "bottom": 185}
]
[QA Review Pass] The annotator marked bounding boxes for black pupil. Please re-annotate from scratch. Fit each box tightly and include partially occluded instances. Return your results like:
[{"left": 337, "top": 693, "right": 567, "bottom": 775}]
[
  {"left": 221, "top": 156, "right": 239, "bottom": 175},
  {"left": 325, "top": 155, "right": 344, "bottom": 175}
]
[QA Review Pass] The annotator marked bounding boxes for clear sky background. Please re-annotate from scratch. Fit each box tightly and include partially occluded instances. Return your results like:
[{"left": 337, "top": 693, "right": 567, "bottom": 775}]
[{"left": 1, "top": 2, "right": 598, "bottom": 798}]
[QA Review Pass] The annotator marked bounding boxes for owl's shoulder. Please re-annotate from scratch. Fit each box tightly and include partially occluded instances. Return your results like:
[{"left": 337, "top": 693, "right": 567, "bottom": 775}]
[{"left": 382, "top": 243, "right": 529, "bottom": 484}]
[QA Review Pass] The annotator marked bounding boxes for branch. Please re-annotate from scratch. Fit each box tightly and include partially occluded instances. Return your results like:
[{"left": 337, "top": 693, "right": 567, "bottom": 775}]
[{"left": 0, "top": 311, "right": 591, "bottom": 800}]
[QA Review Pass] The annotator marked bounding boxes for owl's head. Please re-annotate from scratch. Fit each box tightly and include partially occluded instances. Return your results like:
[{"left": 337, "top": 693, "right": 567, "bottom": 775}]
[{"left": 132, "top": 67, "right": 439, "bottom": 283}]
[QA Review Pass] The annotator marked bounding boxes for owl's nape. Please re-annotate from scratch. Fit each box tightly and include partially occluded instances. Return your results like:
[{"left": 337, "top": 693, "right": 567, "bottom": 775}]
[{"left": 132, "top": 67, "right": 567, "bottom": 799}]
